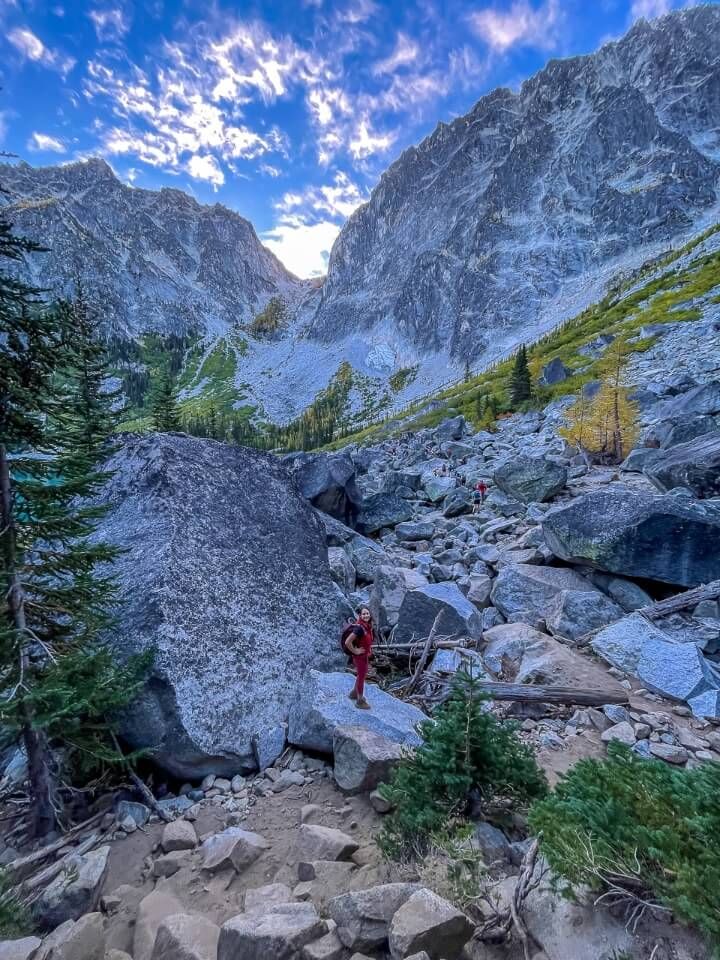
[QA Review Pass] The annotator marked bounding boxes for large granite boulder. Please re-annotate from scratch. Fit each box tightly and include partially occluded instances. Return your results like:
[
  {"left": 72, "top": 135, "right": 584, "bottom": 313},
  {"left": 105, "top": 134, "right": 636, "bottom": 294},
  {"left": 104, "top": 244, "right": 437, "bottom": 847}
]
[
  {"left": 35, "top": 845, "right": 109, "bottom": 928},
  {"left": 434, "top": 416, "right": 466, "bottom": 441},
  {"left": 287, "top": 671, "right": 424, "bottom": 754},
  {"left": 490, "top": 564, "right": 597, "bottom": 623},
  {"left": 356, "top": 494, "right": 413, "bottom": 535},
  {"left": 282, "top": 451, "right": 362, "bottom": 524},
  {"left": 542, "top": 489, "right": 720, "bottom": 587},
  {"left": 659, "top": 381, "right": 720, "bottom": 419},
  {"left": 644, "top": 432, "right": 720, "bottom": 498},
  {"left": 493, "top": 456, "right": 567, "bottom": 504},
  {"left": 394, "top": 583, "right": 483, "bottom": 645},
  {"left": 90, "top": 434, "right": 347, "bottom": 778},
  {"left": 333, "top": 725, "right": 405, "bottom": 794},
  {"left": 369, "top": 566, "right": 429, "bottom": 632},
  {"left": 539, "top": 357, "right": 570, "bottom": 386},
  {"left": 591, "top": 614, "right": 720, "bottom": 715}
]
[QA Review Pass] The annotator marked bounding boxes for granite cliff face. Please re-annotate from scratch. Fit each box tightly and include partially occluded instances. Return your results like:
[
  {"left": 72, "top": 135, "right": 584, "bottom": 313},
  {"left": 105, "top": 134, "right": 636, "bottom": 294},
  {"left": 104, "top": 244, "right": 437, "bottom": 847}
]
[
  {"left": 309, "top": 6, "right": 720, "bottom": 360},
  {"left": 0, "top": 158, "right": 302, "bottom": 338}
]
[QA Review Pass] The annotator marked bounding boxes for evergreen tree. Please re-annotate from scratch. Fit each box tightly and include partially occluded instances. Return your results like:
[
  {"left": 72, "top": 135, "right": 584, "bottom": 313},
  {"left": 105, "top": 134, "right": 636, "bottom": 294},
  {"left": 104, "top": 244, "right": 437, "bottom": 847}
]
[
  {"left": 508, "top": 344, "right": 532, "bottom": 406},
  {"left": 1, "top": 219, "right": 149, "bottom": 835},
  {"left": 150, "top": 370, "right": 181, "bottom": 432}
]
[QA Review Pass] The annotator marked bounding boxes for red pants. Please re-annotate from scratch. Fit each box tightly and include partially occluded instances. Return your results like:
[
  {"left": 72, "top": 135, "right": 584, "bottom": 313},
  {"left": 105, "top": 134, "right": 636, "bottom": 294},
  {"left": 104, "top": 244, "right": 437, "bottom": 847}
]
[{"left": 353, "top": 654, "right": 369, "bottom": 698}]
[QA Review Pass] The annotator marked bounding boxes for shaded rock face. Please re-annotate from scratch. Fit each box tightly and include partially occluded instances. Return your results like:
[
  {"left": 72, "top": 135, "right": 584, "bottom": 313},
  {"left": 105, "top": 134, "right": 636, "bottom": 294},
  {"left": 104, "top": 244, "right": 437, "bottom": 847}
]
[
  {"left": 283, "top": 452, "right": 362, "bottom": 525},
  {"left": 308, "top": 8, "right": 720, "bottom": 361},
  {"left": 91, "top": 434, "right": 346, "bottom": 778},
  {"left": 0, "top": 159, "right": 299, "bottom": 338},
  {"left": 542, "top": 489, "right": 720, "bottom": 587},
  {"left": 644, "top": 431, "right": 720, "bottom": 498}
]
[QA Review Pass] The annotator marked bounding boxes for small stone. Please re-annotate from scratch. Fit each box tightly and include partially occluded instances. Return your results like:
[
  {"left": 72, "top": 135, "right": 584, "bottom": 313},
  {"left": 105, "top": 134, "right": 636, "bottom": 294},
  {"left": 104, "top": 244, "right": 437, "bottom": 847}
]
[
  {"left": 695, "top": 750, "right": 717, "bottom": 762},
  {"left": 369, "top": 790, "right": 392, "bottom": 814},
  {"left": 301, "top": 804, "right": 323, "bottom": 824},
  {"left": 649, "top": 743, "right": 689, "bottom": 764},
  {"left": 161, "top": 818, "right": 197, "bottom": 853},
  {"left": 231, "top": 775, "right": 245, "bottom": 794},
  {"left": 214, "top": 778, "right": 232, "bottom": 794},
  {"left": 601, "top": 722, "right": 636, "bottom": 746},
  {"left": 633, "top": 723, "right": 651, "bottom": 740},
  {"left": 201, "top": 774, "right": 216, "bottom": 791}
]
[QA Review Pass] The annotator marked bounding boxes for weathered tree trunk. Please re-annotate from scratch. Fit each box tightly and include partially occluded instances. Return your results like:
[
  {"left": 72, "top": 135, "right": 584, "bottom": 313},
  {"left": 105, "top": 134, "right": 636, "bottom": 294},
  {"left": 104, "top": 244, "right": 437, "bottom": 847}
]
[{"left": 0, "top": 443, "right": 58, "bottom": 837}]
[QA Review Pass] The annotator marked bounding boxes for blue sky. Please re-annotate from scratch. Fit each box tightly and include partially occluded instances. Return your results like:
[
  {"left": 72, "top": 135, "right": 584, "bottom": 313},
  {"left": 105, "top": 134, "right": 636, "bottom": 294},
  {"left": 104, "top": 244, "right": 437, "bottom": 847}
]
[{"left": 0, "top": 0, "right": 710, "bottom": 276}]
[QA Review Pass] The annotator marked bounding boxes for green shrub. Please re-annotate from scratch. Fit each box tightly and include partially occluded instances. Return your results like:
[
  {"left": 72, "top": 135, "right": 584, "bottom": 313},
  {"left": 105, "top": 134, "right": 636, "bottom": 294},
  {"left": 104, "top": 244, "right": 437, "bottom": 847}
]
[
  {"left": 0, "top": 869, "right": 33, "bottom": 939},
  {"left": 378, "top": 672, "right": 547, "bottom": 857},
  {"left": 529, "top": 743, "right": 720, "bottom": 947}
]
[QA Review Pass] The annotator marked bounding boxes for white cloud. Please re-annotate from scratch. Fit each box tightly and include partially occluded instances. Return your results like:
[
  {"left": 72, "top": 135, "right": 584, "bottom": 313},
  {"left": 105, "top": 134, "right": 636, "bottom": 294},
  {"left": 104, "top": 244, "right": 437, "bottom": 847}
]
[
  {"left": 187, "top": 154, "right": 224, "bottom": 187},
  {"left": 7, "top": 26, "right": 75, "bottom": 75},
  {"left": 27, "top": 131, "right": 66, "bottom": 153},
  {"left": 629, "top": 0, "right": 671, "bottom": 18},
  {"left": 260, "top": 163, "right": 282, "bottom": 177},
  {"left": 276, "top": 171, "right": 368, "bottom": 219},
  {"left": 348, "top": 116, "right": 396, "bottom": 159},
  {"left": 88, "top": 7, "right": 131, "bottom": 41},
  {"left": 262, "top": 217, "right": 341, "bottom": 278},
  {"left": 372, "top": 32, "right": 420, "bottom": 76},
  {"left": 468, "top": 0, "right": 560, "bottom": 52}
]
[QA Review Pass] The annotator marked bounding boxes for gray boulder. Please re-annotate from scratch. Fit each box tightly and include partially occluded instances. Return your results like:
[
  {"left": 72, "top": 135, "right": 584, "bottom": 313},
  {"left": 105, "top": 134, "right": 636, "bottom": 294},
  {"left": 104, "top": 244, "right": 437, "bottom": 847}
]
[
  {"left": 369, "top": 566, "right": 429, "bottom": 632},
  {"left": 287, "top": 671, "right": 424, "bottom": 754},
  {"left": 218, "top": 903, "right": 326, "bottom": 960},
  {"left": 333, "top": 725, "right": 405, "bottom": 794},
  {"left": 493, "top": 456, "right": 567, "bottom": 504},
  {"left": 442, "top": 487, "right": 473, "bottom": 517},
  {"left": 282, "top": 451, "right": 362, "bottom": 524},
  {"left": 490, "top": 564, "right": 596, "bottom": 623},
  {"left": 151, "top": 914, "right": 220, "bottom": 960},
  {"left": 291, "top": 825, "right": 358, "bottom": 862},
  {"left": 347, "top": 534, "right": 389, "bottom": 584},
  {"left": 394, "top": 583, "right": 483, "bottom": 645},
  {"left": 434, "top": 416, "right": 466, "bottom": 441},
  {"left": 328, "top": 547, "right": 356, "bottom": 592},
  {"left": 619, "top": 447, "right": 663, "bottom": 473},
  {"left": 89, "top": 434, "right": 347, "bottom": 778},
  {"left": 644, "top": 432, "right": 720, "bottom": 498},
  {"left": 388, "top": 889, "right": 473, "bottom": 960},
  {"left": 545, "top": 589, "right": 624, "bottom": 642},
  {"left": 0, "top": 939, "right": 41, "bottom": 960},
  {"left": 35, "top": 845, "right": 109, "bottom": 928},
  {"left": 660, "top": 415, "right": 717, "bottom": 449},
  {"left": 328, "top": 884, "right": 421, "bottom": 952},
  {"left": 396, "top": 521, "right": 435, "bottom": 542},
  {"left": 660, "top": 381, "right": 720, "bottom": 418},
  {"left": 542, "top": 489, "right": 720, "bottom": 587},
  {"left": 423, "top": 476, "right": 456, "bottom": 503},
  {"left": 539, "top": 357, "right": 570, "bottom": 385},
  {"left": 356, "top": 494, "right": 413, "bottom": 535},
  {"left": 201, "top": 828, "right": 270, "bottom": 874}
]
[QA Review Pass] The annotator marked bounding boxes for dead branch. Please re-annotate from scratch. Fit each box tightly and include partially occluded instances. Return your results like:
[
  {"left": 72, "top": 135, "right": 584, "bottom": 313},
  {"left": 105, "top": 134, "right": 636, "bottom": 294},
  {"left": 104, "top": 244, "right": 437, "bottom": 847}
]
[
  {"left": 19, "top": 830, "right": 104, "bottom": 902},
  {"left": 5, "top": 811, "right": 103, "bottom": 882},
  {"left": 110, "top": 732, "right": 173, "bottom": 823},
  {"left": 637, "top": 579, "right": 720, "bottom": 622},
  {"left": 403, "top": 611, "right": 446, "bottom": 696}
]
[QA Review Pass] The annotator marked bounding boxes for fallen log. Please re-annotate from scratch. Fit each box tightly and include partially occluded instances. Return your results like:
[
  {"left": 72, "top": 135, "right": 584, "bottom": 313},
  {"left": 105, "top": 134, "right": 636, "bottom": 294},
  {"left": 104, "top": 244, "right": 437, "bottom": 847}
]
[
  {"left": 5, "top": 811, "right": 103, "bottom": 881},
  {"left": 637, "top": 579, "right": 720, "bottom": 622},
  {"left": 425, "top": 679, "right": 629, "bottom": 707},
  {"left": 403, "top": 611, "right": 444, "bottom": 696},
  {"left": 19, "top": 830, "right": 104, "bottom": 902}
]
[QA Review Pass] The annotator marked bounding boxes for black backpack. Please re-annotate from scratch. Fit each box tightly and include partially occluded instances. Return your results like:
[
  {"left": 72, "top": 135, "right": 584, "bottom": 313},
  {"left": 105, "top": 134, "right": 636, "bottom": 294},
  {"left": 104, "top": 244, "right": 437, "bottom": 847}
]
[{"left": 340, "top": 623, "right": 361, "bottom": 655}]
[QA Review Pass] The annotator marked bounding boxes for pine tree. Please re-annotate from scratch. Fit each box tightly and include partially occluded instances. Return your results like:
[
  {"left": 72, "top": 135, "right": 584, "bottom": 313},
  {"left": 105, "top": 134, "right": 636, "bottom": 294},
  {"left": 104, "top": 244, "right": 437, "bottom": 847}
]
[
  {"left": 150, "top": 370, "right": 181, "bottom": 432},
  {"left": 1, "top": 221, "right": 149, "bottom": 835},
  {"left": 508, "top": 344, "right": 532, "bottom": 406}
]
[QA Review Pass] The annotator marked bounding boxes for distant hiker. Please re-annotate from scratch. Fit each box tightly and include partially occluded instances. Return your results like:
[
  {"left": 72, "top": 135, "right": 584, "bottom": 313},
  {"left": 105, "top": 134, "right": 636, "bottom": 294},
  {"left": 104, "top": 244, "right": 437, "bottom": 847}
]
[
  {"left": 476, "top": 480, "right": 488, "bottom": 502},
  {"left": 342, "top": 607, "right": 374, "bottom": 710}
]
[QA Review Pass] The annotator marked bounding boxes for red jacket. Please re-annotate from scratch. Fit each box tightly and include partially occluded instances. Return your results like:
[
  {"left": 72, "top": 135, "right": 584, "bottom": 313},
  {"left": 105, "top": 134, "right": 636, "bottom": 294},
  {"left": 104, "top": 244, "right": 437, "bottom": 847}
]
[{"left": 353, "top": 620, "right": 374, "bottom": 656}]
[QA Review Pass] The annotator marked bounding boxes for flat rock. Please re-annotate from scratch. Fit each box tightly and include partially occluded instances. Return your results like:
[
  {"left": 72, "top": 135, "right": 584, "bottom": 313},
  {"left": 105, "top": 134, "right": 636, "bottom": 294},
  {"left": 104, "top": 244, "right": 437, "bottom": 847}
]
[
  {"left": 291, "top": 825, "right": 359, "bottom": 862},
  {"left": 328, "top": 884, "right": 422, "bottom": 952},
  {"left": 89, "top": 434, "right": 348, "bottom": 777},
  {"left": 201, "top": 827, "right": 270, "bottom": 874},
  {"left": 356, "top": 494, "right": 413, "bottom": 535},
  {"left": 245, "top": 884, "right": 295, "bottom": 914},
  {"left": 333, "top": 725, "right": 405, "bottom": 794},
  {"left": 134, "top": 891, "right": 185, "bottom": 960},
  {"left": 287, "top": 670, "right": 425, "bottom": 755},
  {"left": 542, "top": 488, "right": 720, "bottom": 587},
  {"left": 388, "top": 889, "right": 473, "bottom": 960},
  {"left": 150, "top": 914, "right": 220, "bottom": 960},
  {"left": 217, "top": 903, "right": 326, "bottom": 960},
  {"left": 0, "top": 938, "right": 42, "bottom": 960},
  {"left": 545, "top": 589, "right": 624, "bottom": 642}
]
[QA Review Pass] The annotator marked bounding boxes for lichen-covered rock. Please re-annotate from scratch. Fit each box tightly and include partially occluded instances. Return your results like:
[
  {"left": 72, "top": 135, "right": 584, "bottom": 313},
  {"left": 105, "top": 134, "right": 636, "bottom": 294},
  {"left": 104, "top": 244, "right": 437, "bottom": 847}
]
[
  {"left": 542, "top": 489, "right": 720, "bottom": 587},
  {"left": 35, "top": 846, "right": 109, "bottom": 929},
  {"left": 89, "top": 434, "right": 347, "bottom": 778}
]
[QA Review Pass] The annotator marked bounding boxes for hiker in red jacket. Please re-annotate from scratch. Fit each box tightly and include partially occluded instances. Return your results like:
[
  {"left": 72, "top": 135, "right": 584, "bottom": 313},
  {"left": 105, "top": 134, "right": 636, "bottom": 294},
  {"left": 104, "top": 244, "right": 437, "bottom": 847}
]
[{"left": 343, "top": 607, "right": 374, "bottom": 710}]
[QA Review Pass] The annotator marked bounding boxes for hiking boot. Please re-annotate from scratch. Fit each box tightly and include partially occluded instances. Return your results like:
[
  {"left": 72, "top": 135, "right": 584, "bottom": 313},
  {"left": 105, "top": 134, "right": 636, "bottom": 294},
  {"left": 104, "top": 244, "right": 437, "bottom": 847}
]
[
  {"left": 355, "top": 698, "right": 371, "bottom": 710},
  {"left": 348, "top": 688, "right": 358, "bottom": 701}
]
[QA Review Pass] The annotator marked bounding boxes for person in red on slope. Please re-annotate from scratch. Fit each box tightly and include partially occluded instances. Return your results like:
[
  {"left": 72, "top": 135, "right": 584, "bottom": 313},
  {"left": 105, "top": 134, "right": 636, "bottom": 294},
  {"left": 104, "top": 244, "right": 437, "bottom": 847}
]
[
  {"left": 342, "top": 607, "right": 374, "bottom": 710},
  {"left": 473, "top": 480, "right": 488, "bottom": 513}
]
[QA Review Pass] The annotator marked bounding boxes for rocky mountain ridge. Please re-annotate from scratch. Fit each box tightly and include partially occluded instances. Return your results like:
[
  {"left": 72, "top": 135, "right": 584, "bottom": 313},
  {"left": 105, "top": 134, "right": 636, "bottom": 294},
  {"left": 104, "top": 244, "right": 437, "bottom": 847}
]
[
  {"left": 310, "top": 5, "right": 720, "bottom": 362},
  {"left": 0, "top": 158, "right": 303, "bottom": 339}
]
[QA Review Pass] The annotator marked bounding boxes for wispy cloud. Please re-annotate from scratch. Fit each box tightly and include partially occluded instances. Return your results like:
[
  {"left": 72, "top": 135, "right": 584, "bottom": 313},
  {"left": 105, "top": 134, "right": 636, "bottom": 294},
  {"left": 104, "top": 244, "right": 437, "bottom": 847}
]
[
  {"left": 372, "top": 32, "right": 420, "bottom": 76},
  {"left": 88, "top": 7, "right": 132, "bottom": 42},
  {"left": 7, "top": 25, "right": 75, "bottom": 75},
  {"left": 468, "top": 0, "right": 561, "bottom": 53},
  {"left": 187, "top": 153, "right": 224, "bottom": 188},
  {"left": 27, "top": 131, "right": 66, "bottom": 153},
  {"left": 629, "top": 0, "right": 671, "bottom": 18}
]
